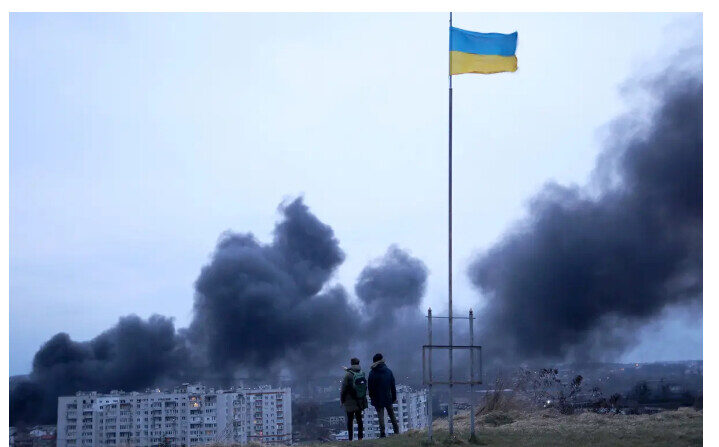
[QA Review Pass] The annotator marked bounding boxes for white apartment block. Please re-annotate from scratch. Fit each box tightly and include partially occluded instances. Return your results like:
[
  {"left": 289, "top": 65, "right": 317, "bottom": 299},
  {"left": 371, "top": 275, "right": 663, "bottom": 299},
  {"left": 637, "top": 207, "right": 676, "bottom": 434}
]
[
  {"left": 336, "top": 386, "right": 429, "bottom": 440},
  {"left": 56, "top": 384, "right": 291, "bottom": 447}
]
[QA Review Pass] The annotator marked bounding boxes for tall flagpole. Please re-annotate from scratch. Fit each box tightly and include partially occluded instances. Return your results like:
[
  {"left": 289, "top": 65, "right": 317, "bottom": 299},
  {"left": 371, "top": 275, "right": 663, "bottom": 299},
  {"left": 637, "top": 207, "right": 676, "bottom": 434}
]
[{"left": 447, "top": 11, "right": 455, "bottom": 438}]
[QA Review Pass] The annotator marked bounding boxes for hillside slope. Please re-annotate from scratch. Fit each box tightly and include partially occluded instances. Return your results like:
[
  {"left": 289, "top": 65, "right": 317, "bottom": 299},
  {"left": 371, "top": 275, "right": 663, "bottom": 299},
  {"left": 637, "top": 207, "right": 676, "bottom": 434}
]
[{"left": 285, "top": 407, "right": 702, "bottom": 447}]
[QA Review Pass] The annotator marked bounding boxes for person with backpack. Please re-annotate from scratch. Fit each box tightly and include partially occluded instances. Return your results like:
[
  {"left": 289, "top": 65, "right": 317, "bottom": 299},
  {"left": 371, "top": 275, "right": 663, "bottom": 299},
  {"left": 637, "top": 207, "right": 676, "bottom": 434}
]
[
  {"left": 340, "top": 357, "right": 368, "bottom": 441},
  {"left": 368, "top": 353, "right": 400, "bottom": 437}
]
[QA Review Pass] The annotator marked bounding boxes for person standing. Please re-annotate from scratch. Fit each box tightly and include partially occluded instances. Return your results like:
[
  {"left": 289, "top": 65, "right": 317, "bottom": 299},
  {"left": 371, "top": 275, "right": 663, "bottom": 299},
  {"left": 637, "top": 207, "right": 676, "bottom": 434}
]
[
  {"left": 340, "top": 357, "right": 368, "bottom": 441},
  {"left": 368, "top": 353, "right": 400, "bottom": 437}
]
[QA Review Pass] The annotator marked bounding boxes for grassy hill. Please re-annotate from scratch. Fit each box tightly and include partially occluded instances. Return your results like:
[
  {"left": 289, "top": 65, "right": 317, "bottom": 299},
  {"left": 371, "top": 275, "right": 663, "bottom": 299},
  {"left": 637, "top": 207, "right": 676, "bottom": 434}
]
[
  {"left": 425, "top": 407, "right": 702, "bottom": 447},
  {"left": 301, "top": 407, "right": 701, "bottom": 447},
  {"left": 209, "top": 406, "right": 702, "bottom": 447}
]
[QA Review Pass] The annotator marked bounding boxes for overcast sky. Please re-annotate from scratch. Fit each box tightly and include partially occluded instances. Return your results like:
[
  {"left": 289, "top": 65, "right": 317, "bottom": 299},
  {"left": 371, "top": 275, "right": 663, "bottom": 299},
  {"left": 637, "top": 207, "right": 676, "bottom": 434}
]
[{"left": 10, "top": 12, "right": 702, "bottom": 376}]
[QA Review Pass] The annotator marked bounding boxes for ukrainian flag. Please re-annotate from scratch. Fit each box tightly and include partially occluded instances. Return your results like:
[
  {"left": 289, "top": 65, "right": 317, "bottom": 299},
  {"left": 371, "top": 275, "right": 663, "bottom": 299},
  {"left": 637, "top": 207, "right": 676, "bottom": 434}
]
[{"left": 450, "top": 27, "right": 518, "bottom": 75}]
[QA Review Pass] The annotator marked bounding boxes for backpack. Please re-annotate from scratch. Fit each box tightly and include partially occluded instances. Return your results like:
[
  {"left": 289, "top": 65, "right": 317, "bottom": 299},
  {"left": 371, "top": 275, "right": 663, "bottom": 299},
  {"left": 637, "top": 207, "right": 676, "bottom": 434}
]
[{"left": 349, "top": 370, "right": 367, "bottom": 400}]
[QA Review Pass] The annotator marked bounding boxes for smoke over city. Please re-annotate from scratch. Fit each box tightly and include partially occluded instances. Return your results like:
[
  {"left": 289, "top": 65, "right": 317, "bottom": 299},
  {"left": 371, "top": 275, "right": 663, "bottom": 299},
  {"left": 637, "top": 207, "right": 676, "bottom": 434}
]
[
  {"left": 469, "top": 70, "right": 702, "bottom": 364},
  {"left": 9, "top": 200, "right": 429, "bottom": 425},
  {"left": 10, "top": 67, "right": 702, "bottom": 426},
  {"left": 188, "top": 198, "right": 359, "bottom": 376},
  {"left": 10, "top": 315, "right": 195, "bottom": 426}
]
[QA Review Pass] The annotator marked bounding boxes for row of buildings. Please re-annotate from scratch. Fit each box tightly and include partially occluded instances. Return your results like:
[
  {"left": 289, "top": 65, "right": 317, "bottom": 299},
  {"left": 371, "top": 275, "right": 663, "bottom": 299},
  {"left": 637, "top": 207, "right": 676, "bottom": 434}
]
[
  {"left": 56, "top": 383, "right": 431, "bottom": 446},
  {"left": 56, "top": 384, "right": 291, "bottom": 447}
]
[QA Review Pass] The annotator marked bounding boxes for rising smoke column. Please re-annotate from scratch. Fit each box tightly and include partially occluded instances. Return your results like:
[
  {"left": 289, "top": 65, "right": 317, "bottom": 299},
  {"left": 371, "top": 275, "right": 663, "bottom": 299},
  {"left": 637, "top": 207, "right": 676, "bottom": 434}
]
[
  {"left": 355, "top": 245, "right": 428, "bottom": 373},
  {"left": 10, "top": 198, "right": 363, "bottom": 425},
  {"left": 188, "top": 197, "right": 359, "bottom": 375},
  {"left": 10, "top": 315, "right": 194, "bottom": 425},
  {"left": 11, "top": 67, "right": 702, "bottom": 426},
  {"left": 356, "top": 245, "right": 428, "bottom": 311},
  {"left": 468, "top": 70, "right": 702, "bottom": 363}
]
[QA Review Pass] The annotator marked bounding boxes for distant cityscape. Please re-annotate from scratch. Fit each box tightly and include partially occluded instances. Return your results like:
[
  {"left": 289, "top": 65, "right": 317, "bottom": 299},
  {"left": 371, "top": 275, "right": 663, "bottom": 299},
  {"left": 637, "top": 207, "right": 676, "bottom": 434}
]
[
  {"left": 9, "top": 361, "right": 702, "bottom": 446},
  {"left": 11, "top": 382, "right": 431, "bottom": 446}
]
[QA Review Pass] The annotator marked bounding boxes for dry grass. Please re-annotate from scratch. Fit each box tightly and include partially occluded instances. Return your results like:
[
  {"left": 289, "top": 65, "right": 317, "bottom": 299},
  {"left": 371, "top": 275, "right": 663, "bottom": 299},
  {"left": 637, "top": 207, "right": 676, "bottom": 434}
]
[
  {"left": 203, "top": 403, "right": 702, "bottom": 447},
  {"left": 433, "top": 406, "right": 702, "bottom": 447},
  {"left": 310, "top": 407, "right": 701, "bottom": 447}
]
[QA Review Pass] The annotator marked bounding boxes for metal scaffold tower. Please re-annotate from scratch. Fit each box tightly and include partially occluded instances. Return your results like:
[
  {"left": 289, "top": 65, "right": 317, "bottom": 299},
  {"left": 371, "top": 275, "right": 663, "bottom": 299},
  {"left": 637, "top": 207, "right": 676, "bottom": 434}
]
[{"left": 422, "top": 308, "right": 482, "bottom": 442}]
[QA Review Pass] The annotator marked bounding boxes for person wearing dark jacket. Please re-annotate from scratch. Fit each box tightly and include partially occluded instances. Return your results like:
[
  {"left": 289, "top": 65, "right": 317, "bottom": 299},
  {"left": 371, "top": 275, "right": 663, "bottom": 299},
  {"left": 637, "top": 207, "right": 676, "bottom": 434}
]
[
  {"left": 367, "top": 353, "right": 400, "bottom": 437},
  {"left": 340, "top": 358, "right": 367, "bottom": 440}
]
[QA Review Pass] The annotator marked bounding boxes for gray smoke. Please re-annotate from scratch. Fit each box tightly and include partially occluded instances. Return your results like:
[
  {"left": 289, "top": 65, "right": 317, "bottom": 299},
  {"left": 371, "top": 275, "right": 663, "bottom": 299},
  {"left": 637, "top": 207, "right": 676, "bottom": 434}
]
[
  {"left": 10, "top": 66, "right": 702, "bottom": 426},
  {"left": 356, "top": 245, "right": 428, "bottom": 310},
  {"left": 354, "top": 245, "right": 428, "bottom": 372},
  {"left": 469, "top": 69, "right": 702, "bottom": 363},
  {"left": 10, "top": 315, "right": 195, "bottom": 425},
  {"left": 188, "top": 198, "right": 359, "bottom": 375},
  {"left": 11, "top": 199, "right": 430, "bottom": 425}
]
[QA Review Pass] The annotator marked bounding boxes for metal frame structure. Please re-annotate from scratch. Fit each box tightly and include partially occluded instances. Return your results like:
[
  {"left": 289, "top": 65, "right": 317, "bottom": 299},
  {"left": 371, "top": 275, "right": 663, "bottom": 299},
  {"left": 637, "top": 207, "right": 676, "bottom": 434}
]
[{"left": 422, "top": 308, "right": 482, "bottom": 441}]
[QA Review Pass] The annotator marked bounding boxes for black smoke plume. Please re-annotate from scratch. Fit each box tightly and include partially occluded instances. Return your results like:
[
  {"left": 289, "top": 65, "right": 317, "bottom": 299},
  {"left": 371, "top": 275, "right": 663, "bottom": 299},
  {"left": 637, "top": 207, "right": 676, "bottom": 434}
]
[
  {"left": 469, "top": 70, "right": 702, "bottom": 363},
  {"left": 188, "top": 198, "right": 359, "bottom": 375},
  {"left": 10, "top": 65, "right": 702, "bottom": 426},
  {"left": 354, "top": 245, "right": 428, "bottom": 372},
  {"left": 11, "top": 198, "right": 423, "bottom": 425},
  {"left": 10, "top": 315, "right": 194, "bottom": 425},
  {"left": 356, "top": 245, "right": 427, "bottom": 310}
]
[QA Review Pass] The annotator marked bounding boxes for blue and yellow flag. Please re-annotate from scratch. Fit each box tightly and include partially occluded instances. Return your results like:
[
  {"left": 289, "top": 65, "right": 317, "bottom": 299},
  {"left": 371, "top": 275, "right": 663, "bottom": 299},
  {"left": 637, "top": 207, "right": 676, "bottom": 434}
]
[{"left": 450, "top": 27, "right": 518, "bottom": 75}]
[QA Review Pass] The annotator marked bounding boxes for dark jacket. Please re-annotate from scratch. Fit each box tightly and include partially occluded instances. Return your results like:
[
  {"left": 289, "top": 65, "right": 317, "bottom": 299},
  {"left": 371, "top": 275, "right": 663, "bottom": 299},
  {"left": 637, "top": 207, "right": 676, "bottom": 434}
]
[
  {"left": 368, "top": 360, "right": 397, "bottom": 408},
  {"left": 340, "top": 365, "right": 367, "bottom": 412}
]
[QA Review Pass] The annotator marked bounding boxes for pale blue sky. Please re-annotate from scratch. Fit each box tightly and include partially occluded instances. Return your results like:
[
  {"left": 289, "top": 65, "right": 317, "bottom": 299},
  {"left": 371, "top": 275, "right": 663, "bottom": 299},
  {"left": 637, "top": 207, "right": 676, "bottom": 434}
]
[{"left": 10, "top": 13, "right": 702, "bottom": 375}]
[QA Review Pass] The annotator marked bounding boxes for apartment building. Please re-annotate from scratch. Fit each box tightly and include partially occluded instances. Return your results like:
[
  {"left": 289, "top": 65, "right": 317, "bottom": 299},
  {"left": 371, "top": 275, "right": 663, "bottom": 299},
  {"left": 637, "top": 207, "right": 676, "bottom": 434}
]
[
  {"left": 335, "top": 386, "right": 429, "bottom": 440},
  {"left": 56, "top": 384, "right": 291, "bottom": 447},
  {"left": 244, "top": 389, "right": 290, "bottom": 444}
]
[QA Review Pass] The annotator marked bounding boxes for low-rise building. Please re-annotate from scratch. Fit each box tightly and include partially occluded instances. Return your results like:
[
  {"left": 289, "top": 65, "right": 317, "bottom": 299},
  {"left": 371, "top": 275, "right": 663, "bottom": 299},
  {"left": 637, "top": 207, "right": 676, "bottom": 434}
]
[{"left": 9, "top": 425, "right": 56, "bottom": 447}]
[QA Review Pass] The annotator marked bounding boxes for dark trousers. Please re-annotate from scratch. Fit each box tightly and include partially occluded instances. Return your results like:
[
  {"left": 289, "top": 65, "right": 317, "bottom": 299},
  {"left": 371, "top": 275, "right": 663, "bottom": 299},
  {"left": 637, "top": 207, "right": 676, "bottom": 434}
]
[
  {"left": 375, "top": 405, "right": 399, "bottom": 437},
  {"left": 346, "top": 410, "right": 363, "bottom": 440}
]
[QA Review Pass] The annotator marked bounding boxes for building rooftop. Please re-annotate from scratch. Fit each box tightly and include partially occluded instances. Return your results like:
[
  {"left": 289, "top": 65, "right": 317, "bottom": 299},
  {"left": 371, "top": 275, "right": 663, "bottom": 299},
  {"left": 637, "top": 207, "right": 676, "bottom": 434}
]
[{"left": 69, "top": 383, "right": 289, "bottom": 398}]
